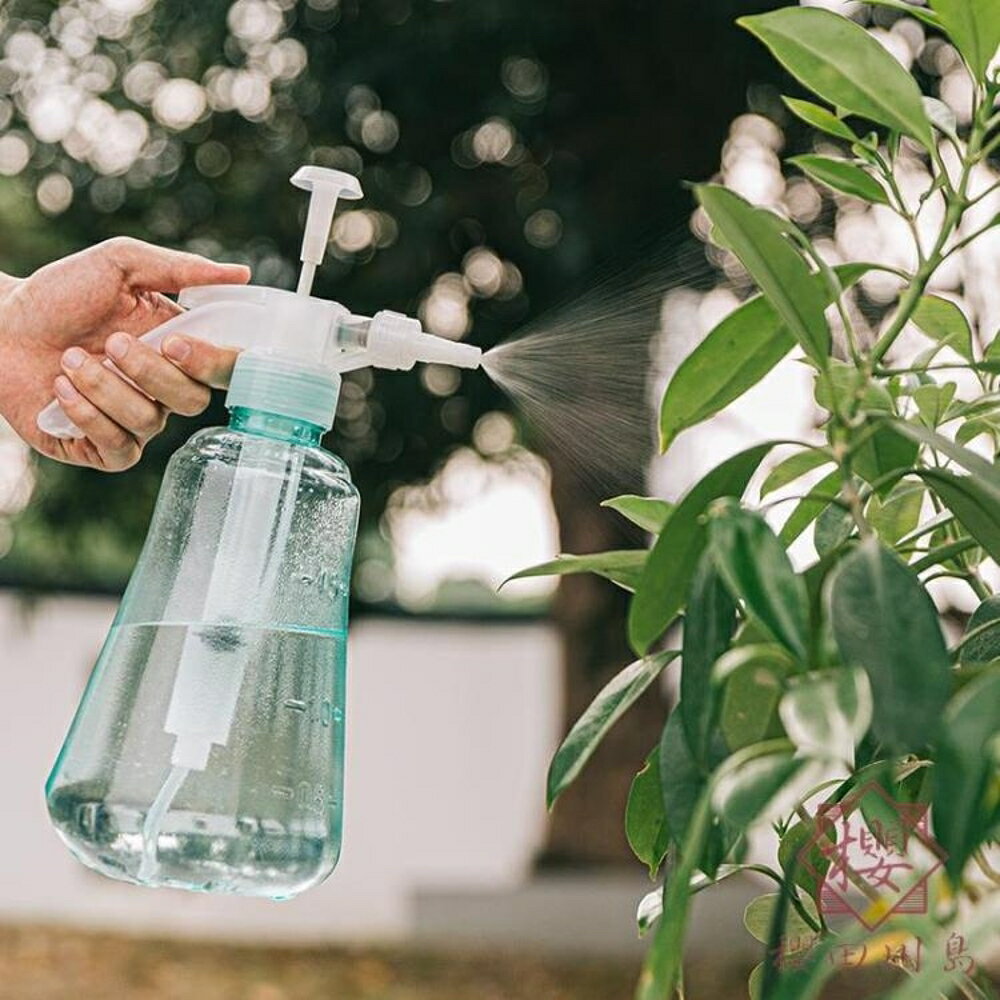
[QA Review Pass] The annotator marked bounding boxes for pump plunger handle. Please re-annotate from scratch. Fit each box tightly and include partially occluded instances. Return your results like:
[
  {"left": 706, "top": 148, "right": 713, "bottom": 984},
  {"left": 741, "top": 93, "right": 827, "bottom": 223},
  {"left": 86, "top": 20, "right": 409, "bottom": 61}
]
[{"left": 291, "top": 167, "right": 363, "bottom": 295}]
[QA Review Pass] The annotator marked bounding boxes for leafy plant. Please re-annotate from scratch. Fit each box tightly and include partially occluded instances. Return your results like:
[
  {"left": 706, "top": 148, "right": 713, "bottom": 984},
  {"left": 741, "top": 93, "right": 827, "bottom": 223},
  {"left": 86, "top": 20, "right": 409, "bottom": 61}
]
[{"left": 519, "top": 2, "right": 1000, "bottom": 997}]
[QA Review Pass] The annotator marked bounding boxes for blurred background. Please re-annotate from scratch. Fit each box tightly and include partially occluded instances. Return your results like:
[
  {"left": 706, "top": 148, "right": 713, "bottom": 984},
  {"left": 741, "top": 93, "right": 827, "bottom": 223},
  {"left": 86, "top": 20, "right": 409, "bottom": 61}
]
[{"left": 1, "top": 0, "right": 994, "bottom": 996}]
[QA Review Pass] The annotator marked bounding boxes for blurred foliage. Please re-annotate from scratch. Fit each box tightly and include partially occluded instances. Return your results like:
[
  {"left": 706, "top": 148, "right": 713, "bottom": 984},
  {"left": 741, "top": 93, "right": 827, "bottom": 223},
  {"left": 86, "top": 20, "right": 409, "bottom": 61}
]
[{"left": 0, "top": 0, "right": 779, "bottom": 592}]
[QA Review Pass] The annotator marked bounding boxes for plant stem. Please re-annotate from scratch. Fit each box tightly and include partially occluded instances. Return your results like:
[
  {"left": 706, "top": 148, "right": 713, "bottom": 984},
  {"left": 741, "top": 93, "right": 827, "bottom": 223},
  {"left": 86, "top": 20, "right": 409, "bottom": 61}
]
[{"left": 870, "top": 101, "right": 991, "bottom": 365}]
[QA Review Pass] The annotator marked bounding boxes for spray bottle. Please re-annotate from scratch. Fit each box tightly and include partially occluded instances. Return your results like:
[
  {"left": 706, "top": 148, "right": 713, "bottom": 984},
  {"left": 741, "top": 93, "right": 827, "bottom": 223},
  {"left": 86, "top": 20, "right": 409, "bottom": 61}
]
[{"left": 41, "top": 166, "right": 481, "bottom": 899}]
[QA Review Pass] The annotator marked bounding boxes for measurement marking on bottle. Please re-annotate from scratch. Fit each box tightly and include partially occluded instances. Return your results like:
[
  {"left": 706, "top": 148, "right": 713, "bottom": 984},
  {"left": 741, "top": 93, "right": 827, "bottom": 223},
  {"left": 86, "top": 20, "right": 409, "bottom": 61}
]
[
  {"left": 283, "top": 698, "right": 308, "bottom": 712},
  {"left": 271, "top": 785, "right": 295, "bottom": 800}
]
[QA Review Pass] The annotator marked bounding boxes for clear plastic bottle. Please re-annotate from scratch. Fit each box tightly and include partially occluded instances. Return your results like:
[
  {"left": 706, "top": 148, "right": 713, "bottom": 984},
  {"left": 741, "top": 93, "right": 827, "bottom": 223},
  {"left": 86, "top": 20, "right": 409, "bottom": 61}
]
[{"left": 45, "top": 404, "right": 359, "bottom": 899}]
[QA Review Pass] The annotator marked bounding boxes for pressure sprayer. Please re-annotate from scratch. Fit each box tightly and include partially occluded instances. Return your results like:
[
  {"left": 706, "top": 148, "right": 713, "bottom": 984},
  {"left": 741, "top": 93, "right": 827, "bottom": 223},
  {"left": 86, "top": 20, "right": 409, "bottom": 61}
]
[{"left": 41, "top": 166, "right": 481, "bottom": 898}]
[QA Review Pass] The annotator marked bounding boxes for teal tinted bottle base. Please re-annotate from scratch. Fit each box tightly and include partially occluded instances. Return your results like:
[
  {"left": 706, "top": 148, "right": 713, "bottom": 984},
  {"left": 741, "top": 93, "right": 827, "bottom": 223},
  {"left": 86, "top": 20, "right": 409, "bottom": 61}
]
[
  {"left": 46, "top": 619, "right": 347, "bottom": 901},
  {"left": 47, "top": 785, "right": 338, "bottom": 899}
]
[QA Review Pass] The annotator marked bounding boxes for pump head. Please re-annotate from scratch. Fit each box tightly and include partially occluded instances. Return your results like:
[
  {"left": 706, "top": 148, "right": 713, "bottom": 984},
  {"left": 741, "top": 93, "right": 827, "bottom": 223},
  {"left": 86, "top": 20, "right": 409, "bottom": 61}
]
[{"left": 38, "top": 166, "right": 482, "bottom": 439}]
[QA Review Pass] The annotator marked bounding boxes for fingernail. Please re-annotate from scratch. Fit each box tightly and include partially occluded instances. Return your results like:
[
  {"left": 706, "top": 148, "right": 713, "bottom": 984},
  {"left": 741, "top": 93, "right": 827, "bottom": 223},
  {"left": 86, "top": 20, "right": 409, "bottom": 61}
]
[
  {"left": 106, "top": 332, "right": 130, "bottom": 361},
  {"left": 54, "top": 376, "right": 79, "bottom": 401},
  {"left": 163, "top": 336, "right": 191, "bottom": 362},
  {"left": 62, "top": 347, "right": 86, "bottom": 370}
]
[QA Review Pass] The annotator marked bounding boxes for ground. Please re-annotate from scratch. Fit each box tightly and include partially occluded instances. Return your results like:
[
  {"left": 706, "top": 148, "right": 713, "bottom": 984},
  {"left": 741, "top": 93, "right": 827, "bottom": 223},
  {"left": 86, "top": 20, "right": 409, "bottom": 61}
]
[{"left": 0, "top": 924, "right": 946, "bottom": 999}]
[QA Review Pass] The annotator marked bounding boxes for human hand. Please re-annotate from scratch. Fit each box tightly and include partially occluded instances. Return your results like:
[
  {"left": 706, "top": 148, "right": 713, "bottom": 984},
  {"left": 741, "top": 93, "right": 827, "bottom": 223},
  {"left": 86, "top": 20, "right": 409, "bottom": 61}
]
[{"left": 0, "top": 237, "right": 247, "bottom": 470}]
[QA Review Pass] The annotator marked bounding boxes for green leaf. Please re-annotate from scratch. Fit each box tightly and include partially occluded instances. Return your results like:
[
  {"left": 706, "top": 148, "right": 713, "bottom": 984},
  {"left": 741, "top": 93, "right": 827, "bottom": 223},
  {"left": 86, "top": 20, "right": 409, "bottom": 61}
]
[
  {"left": 626, "top": 751, "right": 672, "bottom": 878},
  {"left": 658, "top": 708, "right": 707, "bottom": 848},
  {"left": 708, "top": 501, "right": 810, "bottom": 661},
  {"left": 659, "top": 263, "right": 870, "bottom": 449},
  {"left": 778, "top": 820, "right": 830, "bottom": 903},
  {"left": 852, "top": 422, "right": 919, "bottom": 494},
  {"left": 913, "top": 381, "right": 958, "bottom": 428},
  {"left": 600, "top": 494, "right": 672, "bottom": 534},
  {"left": 912, "top": 295, "right": 974, "bottom": 362},
  {"left": 782, "top": 97, "right": 858, "bottom": 141},
  {"left": 892, "top": 420, "right": 1000, "bottom": 487},
  {"left": 761, "top": 447, "right": 834, "bottom": 497},
  {"left": 636, "top": 791, "right": 712, "bottom": 1000},
  {"left": 814, "top": 498, "right": 854, "bottom": 557},
  {"left": 712, "top": 742, "right": 807, "bottom": 829},
  {"left": 910, "top": 536, "right": 978, "bottom": 573},
  {"left": 743, "top": 892, "right": 818, "bottom": 945},
  {"left": 829, "top": 538, "right": 951, "bottom": 752},
  {"left": 546, "top": 650, "right": 678, "bottom": 806},
  {"left": 779, "top": 668, "right": 872, "bottom": 765},
  {"left": 961, "top": 595, "right": 1000, "bottom": 662},
  {"left": 933, "top": 670, "right": 1000, "bottom": 883},
  {"left": 695, "top": 185, "right": 831, "bottom": 367},
  {"left": 867, "top": 482, "right": 925, "bottom": 544},
  {"left": 929, "top": 0, "right": 1000, "bottom": 81},
  {"left": 789, "top": 154, "right": 889, "bottom": 205},
  {"left": 918, "top": 468, "right": 1000, "bottom": 564},
  {"left": 779, "top": 469, "right": 842, "bottom": 546},
  {"left": 738, "top": 7, "right": 933, "bottom": 146},
  {"left": 680, "top": 554, "right": 737, "bottom": 766},
  {"left": 957, "top": 415, "right": 1000, "bottom": 446},
  {"left": 718, "top": 647, "right": 791, "bottom": 751},
  {"left": 504, "top": 550, "right": 647, "bottom": 593},
  {"left": 629, "top": 443, "right": 772, "bottom": 654}
]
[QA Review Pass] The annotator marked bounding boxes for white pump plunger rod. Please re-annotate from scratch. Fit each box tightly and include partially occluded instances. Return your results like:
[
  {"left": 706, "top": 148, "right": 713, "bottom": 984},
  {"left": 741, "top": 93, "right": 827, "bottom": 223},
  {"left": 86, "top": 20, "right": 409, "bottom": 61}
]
[{"left": 290, "top": 166, "right": 362, "bottom": 296}]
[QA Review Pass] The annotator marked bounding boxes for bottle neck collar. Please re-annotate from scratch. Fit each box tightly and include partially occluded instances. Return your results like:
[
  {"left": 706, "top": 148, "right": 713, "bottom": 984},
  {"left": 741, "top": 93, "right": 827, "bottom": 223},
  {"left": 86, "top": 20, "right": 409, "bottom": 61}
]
[{"left": 229, "top": 407, "right": 325, "bottom": 446}]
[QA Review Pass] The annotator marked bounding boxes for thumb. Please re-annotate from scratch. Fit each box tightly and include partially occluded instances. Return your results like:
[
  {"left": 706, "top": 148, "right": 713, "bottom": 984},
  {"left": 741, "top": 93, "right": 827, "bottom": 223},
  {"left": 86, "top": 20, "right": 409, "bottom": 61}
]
[
  {"left": 102, "top": 237, "right": 251, "bottom": 293},
  {"left": 161, "top": 334, "right": 240, "bottom": 389}
]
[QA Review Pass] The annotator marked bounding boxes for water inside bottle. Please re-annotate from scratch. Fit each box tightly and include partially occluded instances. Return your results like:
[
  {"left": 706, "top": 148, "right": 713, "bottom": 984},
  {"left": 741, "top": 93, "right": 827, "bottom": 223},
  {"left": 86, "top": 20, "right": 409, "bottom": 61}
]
[{"left": 47, "top": 620, "right": 346, "bottom": 899}]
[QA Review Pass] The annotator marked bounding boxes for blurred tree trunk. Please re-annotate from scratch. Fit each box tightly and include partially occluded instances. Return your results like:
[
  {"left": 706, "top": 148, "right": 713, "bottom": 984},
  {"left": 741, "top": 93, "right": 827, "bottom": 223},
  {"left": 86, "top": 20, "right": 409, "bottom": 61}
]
[{"left": 538, "top": 455, "right": 667, "bottom": 867}]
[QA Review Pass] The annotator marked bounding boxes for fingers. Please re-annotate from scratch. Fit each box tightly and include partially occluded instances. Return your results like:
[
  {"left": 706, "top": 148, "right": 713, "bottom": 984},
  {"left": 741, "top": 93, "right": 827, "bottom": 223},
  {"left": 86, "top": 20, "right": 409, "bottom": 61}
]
[
  {"left": 53, "top": 376, "right": 141, "bottom": 471},
  {"left": 105, "top": 332, "right": 211, "bottom": 417},
  {"left": 99, "top": 236, "right": 251, "bottom": 294},
  {"left": 59, "top": 346, "right": 167, "bottom": 442},
  {"left": 162, "top": 334, "right": 239, "bottom": 390}
]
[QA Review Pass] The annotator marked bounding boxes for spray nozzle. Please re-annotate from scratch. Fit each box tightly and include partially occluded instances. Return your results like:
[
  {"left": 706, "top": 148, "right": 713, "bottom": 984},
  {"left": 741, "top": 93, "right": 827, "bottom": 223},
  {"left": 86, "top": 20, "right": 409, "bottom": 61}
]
[{"left": 334, "top": 311, "right": 482, "bottom": 372}]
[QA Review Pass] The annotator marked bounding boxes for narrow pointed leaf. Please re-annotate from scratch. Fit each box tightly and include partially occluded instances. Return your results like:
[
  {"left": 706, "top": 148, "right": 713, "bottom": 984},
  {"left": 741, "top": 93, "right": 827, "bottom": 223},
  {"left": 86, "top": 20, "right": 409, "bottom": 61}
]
[
  {"left": 629, "top": 443, "right": 772, "bottom": 653},
  {"left": 601, "top": 495, "right": 672, "bottom": 534},
  {"left": 892, "top": 419, "right": 1000, "bottom": 488},
  {"left": 789, "top": 155, "right": 889, "bottom": 205},
  {"left": 782, "top": 97, "right": 858, "bottom": 141},
  {"left": 830, "top": 538, "right": 951, "bottom": 751},
  {"left": 504, "top": 550, "right": 646, "bottom": 593},
  {"left": 547, "top": 650, "right": 678, "bottom": 806},
  {"left": 739, "top": 7, "right": 933, "bottom": 145},
  {"left": 762, "top": 447, "right": 835, "bottom": 497},
  {"left": 696, "top": 185, "right": 831, "bottom": 366}
]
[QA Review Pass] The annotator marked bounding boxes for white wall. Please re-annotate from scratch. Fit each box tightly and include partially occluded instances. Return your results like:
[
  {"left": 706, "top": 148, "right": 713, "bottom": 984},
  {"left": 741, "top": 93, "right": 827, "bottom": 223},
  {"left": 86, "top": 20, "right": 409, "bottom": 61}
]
[{"left": 0, "top": 594, "right": 562, "bottom": 944}]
